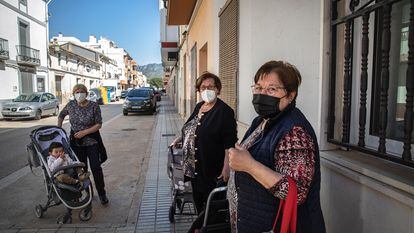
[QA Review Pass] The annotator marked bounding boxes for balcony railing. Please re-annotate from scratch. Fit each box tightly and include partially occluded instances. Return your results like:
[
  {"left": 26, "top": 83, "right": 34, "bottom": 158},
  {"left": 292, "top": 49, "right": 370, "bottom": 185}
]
[
  {"left": 16, "top": 45, "right": 40, "bottom": 66},
  {"left": 0, "top": 38, "right": 9, "bottom": 60}
]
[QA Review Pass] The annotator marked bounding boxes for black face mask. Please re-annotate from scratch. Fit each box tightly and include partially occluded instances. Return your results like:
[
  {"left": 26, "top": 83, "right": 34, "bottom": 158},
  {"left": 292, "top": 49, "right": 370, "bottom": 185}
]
[{"left": 252, "top": 94, "right": 284, "bottom": 118}]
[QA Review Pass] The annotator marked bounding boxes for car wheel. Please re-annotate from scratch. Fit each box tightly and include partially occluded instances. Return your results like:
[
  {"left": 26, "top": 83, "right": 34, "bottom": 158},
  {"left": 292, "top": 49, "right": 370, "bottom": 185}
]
[
  {"left": 53, "top": 107, "right": 59, "bottom": 116},
  {"left": 123, "top": 111, "right": 128, "bottom": 116},
  {"left": 34, "top": 110, "right": 42, "bottom": 120}
]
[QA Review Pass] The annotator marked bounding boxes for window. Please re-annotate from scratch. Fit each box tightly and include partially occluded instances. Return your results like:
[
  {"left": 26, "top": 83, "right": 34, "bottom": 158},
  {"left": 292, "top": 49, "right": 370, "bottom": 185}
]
[
  {"left": 58, "top": 53, "right": 61, "bottom": 66},
  {"left": 46, "top": 93, "right": 55, "bottom": 100},
  {"left": 371, "top": 0, "right": 411, "bottom": 142},
  {"left": 20, "top": 72, "right": 33, "bottom": 94},
  {"left": 167, "top": 52, "right": 178, "bottom": 61},
  {"left": 328, "top": 0, "right": 413, "bottom": 167},
  {"left": 41, "top": 94, "right": 49, "bottom": 102},
  {"left": 19, "top": 0, "right": 27, "bottom": 13},
  {"left": 18, "top": 21, "right": 29, "bottom": 47},
  {"left": 36, "top": 77, "right": 45, "bottom": 92}
]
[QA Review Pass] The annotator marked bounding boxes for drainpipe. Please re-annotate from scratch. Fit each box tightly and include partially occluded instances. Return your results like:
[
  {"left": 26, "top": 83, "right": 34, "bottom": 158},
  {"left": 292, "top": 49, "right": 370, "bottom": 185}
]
[{"left": 45, "top": 0, "right": 53, "bottom": 93}]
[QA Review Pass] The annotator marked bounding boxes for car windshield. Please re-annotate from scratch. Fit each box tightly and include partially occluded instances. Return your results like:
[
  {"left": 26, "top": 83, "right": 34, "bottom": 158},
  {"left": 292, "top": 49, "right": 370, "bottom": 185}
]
[
  {"left": 128, "top": 90, "right": 149, "bottom": 98},
  {"left": 14, "top": 94, "right": 41, "bottom": 102}
]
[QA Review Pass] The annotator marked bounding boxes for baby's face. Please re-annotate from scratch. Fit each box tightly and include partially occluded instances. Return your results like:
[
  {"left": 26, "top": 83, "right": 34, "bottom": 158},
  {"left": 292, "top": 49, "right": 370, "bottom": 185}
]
[{"left": 50, "top": 147, "right": 64, "bottom": 158}]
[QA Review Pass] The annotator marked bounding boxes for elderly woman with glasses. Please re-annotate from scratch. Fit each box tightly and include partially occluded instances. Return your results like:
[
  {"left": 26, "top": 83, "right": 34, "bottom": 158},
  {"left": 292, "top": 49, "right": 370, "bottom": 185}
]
[
  {"left": 170, "top": 72, "right": 238, "bottom": 215},
  {"left": 227, "top": 61, "right": 326, "bottom": 233},
  {"left": 58, "top": 84, "right": 109, "bottom": 205}
]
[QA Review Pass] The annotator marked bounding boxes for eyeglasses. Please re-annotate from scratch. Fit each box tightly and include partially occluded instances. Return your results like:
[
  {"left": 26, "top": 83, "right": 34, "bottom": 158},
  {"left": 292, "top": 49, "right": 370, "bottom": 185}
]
[
  {"left": 251, "top": 84, "right": 285, "bottom": 95},
  {"left": 200, "top": 85, "right": 216, "bottom": 91}
]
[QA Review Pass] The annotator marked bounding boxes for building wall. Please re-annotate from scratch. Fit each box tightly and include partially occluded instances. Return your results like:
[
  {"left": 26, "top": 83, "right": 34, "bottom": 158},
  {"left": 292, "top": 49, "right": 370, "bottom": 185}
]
[
  {"left": 0, "top": 0, "right": 48, "bottom": 100},
  {"left": 238, "top": 0, "right": 324, "bottom": 143},
  {"left": 320, "top": 150, "right": 414, "bottom": 233}
]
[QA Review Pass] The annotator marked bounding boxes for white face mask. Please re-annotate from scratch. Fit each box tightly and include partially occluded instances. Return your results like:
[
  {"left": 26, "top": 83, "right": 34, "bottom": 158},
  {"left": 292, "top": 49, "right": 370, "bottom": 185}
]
[
  {"left": 201, "top": 90, "right": 217, "bottom": 103},
  {"left": 75, "top": 93, "right": 87, "bottom": 102}
]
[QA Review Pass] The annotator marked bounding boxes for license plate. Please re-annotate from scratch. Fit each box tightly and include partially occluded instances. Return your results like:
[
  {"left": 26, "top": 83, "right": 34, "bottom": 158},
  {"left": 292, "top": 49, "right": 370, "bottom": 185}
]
[{"left": 132, "top": 106, "right": 141, "bottom": 109}]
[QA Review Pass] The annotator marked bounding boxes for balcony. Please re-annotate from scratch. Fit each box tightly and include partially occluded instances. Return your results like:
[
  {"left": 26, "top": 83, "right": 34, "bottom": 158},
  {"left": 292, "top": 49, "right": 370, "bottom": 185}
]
[
  {"left": 161, "top": 42, "right": 179, "bottom": 67},
  {"left": 167, "top": 0, "right": 197, "bottom": 25},
  {"left": 0, "top": 38, "right": 9, "bottom": 60},
  {"left": 16, "top": 45, "right": 40, "bottom": 66}
]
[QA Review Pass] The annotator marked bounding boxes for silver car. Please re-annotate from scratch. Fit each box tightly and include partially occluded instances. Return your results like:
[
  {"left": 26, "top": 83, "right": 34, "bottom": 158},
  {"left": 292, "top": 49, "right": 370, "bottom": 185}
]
[{"left": 1, "top": 92, "right": 59, "bottom": 120}]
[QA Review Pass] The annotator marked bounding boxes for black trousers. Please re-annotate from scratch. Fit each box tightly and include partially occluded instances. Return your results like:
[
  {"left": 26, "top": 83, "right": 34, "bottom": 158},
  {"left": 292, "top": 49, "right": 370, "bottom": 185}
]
[
  {"left": 191, "top": 179, "right": 215, "bottom": 214},
  {"left": 72, "top": 143, "right": 106, "bottom": 196}
]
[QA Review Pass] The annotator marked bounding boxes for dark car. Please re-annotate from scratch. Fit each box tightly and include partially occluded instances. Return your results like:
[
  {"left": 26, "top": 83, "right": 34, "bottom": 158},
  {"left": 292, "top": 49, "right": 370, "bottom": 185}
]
[
  {"left": 122, "top": 88, "right": 157, "bottom": 115},
  {"left": 121, "top": 90, "right": 129, "bottom": 99},
  {"left": 140, "top": 87, "right": 158, "bottom": 103}
]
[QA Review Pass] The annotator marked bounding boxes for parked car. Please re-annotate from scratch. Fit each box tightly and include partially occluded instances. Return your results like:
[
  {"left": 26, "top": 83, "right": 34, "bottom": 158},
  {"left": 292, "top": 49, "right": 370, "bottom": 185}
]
[
  {"left": 140, "top": 87, "right": 158, "bottom": 103},
  {"left": 121, "top": 90, "right": 129, "bottom": 99},
  {"left": 88, "top": 88, "right": 104, "bottom": 105},
  {"left": 1, "top": 92, "right": 59, "bottom": 120},
  {"left": 123, "top": 88, "right": 157, "bottom": 115}
]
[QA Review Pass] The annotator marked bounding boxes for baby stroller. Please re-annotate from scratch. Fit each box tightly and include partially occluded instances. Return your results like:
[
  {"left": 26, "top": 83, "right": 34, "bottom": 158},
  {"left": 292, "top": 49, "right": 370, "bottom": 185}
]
[
  {"left": 27, "top": 126, "right": 93, "bottom": 224},
  {"left": 167, "top": 146, "right": 198, "bottom": 223}
]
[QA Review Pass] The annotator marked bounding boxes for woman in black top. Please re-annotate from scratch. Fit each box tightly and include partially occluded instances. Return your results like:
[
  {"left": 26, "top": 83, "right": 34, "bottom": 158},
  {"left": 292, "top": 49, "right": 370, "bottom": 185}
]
[
  {"left": 58, "top": 84, "right": 109, "bottom": 205},
  {"left": 171, "top": 72, "right": 238, "bottom": 213}
]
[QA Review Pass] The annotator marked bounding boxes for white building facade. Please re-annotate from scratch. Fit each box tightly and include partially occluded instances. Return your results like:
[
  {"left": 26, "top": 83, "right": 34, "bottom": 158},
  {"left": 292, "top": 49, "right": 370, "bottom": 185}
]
[
  {"left": 0, "top": 0, "right": 49, "bottom": 100},
  {"left": 48, "top": 37, "right": 101, "bottom": 104}
]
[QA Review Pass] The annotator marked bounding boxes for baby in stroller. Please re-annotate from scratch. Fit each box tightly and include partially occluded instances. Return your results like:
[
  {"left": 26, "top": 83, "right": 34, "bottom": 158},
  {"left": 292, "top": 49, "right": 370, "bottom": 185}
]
[
  {"left": 47, "top": 142, "right": 90, "bottom": 188},
  {"left": 28, "top": 126, "right": 93, "bottom": 224}
]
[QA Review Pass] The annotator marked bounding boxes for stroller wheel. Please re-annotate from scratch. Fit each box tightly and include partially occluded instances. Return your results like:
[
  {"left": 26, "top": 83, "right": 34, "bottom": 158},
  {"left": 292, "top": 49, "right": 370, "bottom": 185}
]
[
  {"left": 169, "top": 205, "right": 175, "bottom": 223},
  {"left": 34, "top": 205, "right": 43, "bottom": 218},
  {"left": 57, "top": 213, "right": 72, "bottom": 224},
  {"left": 79, "top": 206, "right": 92, "bottom": 221}
]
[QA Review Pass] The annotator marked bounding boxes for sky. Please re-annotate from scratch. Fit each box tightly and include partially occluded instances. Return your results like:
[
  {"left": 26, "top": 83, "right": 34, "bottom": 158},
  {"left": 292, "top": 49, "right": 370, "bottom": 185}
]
[{"left": 48, "top": 0, "right": 161, "bottom": 65}]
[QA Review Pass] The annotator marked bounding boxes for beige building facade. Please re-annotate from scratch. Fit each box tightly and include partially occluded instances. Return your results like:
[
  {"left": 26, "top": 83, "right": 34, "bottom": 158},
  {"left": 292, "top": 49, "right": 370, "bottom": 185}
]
[{"left": 163, "top": 0, "right": 414, "bottom": 232}]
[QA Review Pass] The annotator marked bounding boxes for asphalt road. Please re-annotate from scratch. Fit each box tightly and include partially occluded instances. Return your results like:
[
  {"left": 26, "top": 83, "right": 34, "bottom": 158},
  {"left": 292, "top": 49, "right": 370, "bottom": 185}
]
[
  {"left": 0, "top": 102, "right": 123, "bottom": 179},
  {"left": 0, "top": 99, "right": 158, "bottom": 228}
]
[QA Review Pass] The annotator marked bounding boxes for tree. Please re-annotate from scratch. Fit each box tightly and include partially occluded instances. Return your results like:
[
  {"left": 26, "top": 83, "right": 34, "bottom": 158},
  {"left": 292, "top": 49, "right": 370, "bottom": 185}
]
[{"left": 148, "top": 77, "right": 163, "bottom": 89}]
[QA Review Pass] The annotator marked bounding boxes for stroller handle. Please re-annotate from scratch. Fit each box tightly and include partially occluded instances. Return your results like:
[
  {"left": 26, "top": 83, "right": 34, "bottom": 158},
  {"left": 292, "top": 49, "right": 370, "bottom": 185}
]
[
  {"left": 203, "top": 186, "right": 228, "bottom": 227},
  {"left": 50, "top": 162, "right": 86, "bottom": 178}
]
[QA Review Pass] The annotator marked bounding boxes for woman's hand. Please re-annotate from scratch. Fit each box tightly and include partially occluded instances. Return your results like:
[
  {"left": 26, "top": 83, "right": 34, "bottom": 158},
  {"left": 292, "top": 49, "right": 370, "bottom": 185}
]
[
  {"left": 218, "top": 163, "right": 230, "bottom": 182},
  {"left": 74, "top": 130, "right": 88, "bottom": 139},
  {"left": 228, "top": 143, "right": 256, "bottom": 173},
  {"left": 170, "top": 136, "right": 181, "bottom": 148}
]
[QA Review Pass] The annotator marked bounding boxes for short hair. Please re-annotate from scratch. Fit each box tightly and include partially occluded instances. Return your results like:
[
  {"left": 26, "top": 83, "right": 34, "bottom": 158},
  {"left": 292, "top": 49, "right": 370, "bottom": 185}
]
[
  {"left": 195, "top": 72, "right": 222, "bottom": 94},
  {"left": 72, "top": 84, "right": 88, "bottom": 94},
  {"left": 49, "top": 142, "right": 64, "bottom": 153},
  {"left": 254, "top": 60, "right": 302, "bottom": 96}
]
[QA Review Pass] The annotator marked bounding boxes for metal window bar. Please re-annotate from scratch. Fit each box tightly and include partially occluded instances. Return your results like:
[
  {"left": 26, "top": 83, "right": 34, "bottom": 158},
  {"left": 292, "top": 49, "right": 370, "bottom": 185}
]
[
  {"left": 328, "top": 0, "right": 414, "bottom": 168},
  {"left": 0, "top": 38, "right": 9, "bottom": 59},
  {"left": 16, "top": 45, "right": 40, "bottom": 65}
]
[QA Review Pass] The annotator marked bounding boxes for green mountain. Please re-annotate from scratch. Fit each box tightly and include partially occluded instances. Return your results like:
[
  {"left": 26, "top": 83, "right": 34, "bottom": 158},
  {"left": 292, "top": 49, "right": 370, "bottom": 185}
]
[{"left": 138, "top": 63, "right": 163, "bottom": 79}]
